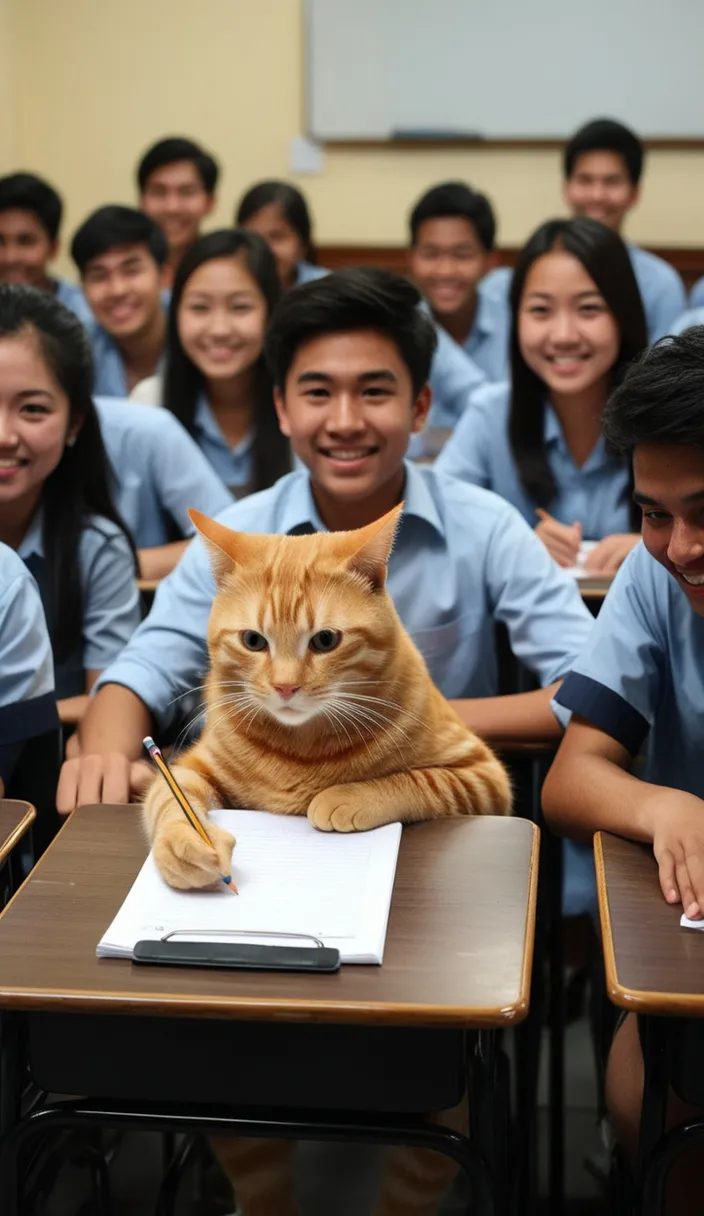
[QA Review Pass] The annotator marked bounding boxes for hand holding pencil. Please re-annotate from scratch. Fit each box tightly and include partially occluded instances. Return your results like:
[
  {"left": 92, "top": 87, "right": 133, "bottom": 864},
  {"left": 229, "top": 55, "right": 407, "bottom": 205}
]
[
  {"left": 142, "top": 737, "right": 238, "bottom": 893},
  {"left": 535, "top": 508, "right": 582, "bottom": 568}
]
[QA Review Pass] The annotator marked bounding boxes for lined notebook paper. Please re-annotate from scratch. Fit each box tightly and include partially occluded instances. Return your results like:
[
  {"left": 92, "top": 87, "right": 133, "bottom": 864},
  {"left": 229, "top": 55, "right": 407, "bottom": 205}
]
[
  {"left": 565, "top": 540, "right": 598, "bottom": 580},
  {"left": 97, "top": 810, "right": 402, "bottom": 965}
]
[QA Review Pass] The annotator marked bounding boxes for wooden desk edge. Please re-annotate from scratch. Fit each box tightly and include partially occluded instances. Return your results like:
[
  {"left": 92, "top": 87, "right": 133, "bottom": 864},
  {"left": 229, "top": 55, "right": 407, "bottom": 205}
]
[
  {"left": 0, "top": 801, "right": 35, "bottom": 867},
  {"left": 516, "top": 820, "right": 540, "bottom": 1021},
  {"left": 595, "top": 831, "right": 704, "bottom": 1017}
]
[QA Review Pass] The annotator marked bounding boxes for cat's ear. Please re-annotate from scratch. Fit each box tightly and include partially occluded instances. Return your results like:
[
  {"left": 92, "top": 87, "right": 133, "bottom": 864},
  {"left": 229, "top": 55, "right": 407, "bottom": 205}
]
[
  {"left": 343, "top": 504, "right": 404, "bottom": 592},
  {"left": 188, "top": 509, "right": 263, "bottom": 585}
]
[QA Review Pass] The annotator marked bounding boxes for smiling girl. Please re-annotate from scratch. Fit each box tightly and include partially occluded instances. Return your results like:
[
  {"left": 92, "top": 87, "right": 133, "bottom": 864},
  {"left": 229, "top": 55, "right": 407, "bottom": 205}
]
[
  {"left": 0, "top": 285, "right": 140, "bottom": 721},
  {"left": 235, "top": 180, "right": 328, "bottom": 292},
  {"left": 436, "top": 217, "right": 648, "bottom": 573},
  {"left": 131, "top": 230, "right": 290, "bottom": 496}
]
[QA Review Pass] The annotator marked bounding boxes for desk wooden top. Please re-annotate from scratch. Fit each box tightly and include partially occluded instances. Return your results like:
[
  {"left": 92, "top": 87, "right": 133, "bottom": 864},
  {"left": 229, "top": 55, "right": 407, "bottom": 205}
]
[
  {"left": 578, "top": 576, "right": 612, "bottom": 602},
  {"left": 0, "top": 800, "right": 35, "bottom": 867},
  {"left": 0, "top": 806, "right": 538, "bottom": 1029},
  {"left": 596, "top": 832, "right": 704, "bottom": 1016}
]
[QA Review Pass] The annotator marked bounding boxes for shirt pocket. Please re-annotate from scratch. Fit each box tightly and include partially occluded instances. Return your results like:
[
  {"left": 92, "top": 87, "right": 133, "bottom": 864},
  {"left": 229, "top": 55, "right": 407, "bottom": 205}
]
[{"left": 409, "top": 606, "right": 488, "bottom": 699}]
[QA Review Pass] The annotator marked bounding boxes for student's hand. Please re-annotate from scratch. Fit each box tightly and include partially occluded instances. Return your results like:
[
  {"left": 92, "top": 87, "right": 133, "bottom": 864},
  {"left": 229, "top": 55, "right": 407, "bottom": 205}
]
[
  {"left": 56, "top": 753, "right": 153, "bottom": 814},
  {"left": 535, "top": 518, "right": 582, "bottom": 567},
  {"left": 650, "top": 790, "right": 704, "bottom": 919},
  {"left": 583, "top": 533, "right": 639, "bottom": 574}
]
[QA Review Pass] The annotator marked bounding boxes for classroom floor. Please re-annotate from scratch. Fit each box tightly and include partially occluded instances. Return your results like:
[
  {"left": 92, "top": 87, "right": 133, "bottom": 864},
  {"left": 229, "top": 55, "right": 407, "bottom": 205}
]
[{"left": 44, "top": 1015, "right": 606, "bottom": 1215}]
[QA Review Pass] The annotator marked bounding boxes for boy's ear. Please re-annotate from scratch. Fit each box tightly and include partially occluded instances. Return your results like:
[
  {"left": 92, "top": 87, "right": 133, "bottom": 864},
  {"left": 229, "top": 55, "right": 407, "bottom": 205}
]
[
  {"left": 411, "top": 383, "right": 432, "bottom": 435},
  {"left": 188, "top": 508, "right": 263, "bottom": 585},
  {"left": 337, "top": 504, "right": 404, "bottom": 591},
  {"left": 273, "top": 387, "right": 292, "bottom": 437}
]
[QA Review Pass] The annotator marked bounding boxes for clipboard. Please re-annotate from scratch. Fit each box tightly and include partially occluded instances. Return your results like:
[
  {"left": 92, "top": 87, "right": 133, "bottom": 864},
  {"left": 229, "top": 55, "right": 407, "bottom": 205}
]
[{"left": 132, "top": 929, "right": 341, "bottom": 973}]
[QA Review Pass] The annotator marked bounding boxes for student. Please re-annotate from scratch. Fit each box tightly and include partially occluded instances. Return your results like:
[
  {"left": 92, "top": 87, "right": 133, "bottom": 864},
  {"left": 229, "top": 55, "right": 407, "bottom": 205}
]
[
  {"left": 408, "top": 181, "right": 510, "bottom": 382},
  {"left": 235, "top": 180, "right": 328, "bottom": 290},
  {"left": 0, "top": 173, "right": 91, "bottom": 325},
  {"left": 690, "top": 277, "right": 704, "bottom": 309},
  {"left": 0, "top": 543, "right": 58, "bottom": 797},
  {"left": 57, "top": 267, "right": 594, "bottom": 810},
  {"left": 671, "top": 305, "right": 704, "bottom": 335},
  {"left": 137, "top": 136, "right": 219, "bottom": 287},
  {"left": 93, "top": 396, "right": 233, "bottom": 581},
  {"left": 71, "top": 206, "right": 168, "bottom": 397},
  {"left": 563, "top": 118, "right": 686, "bottom": 341},
  {"left": 543, "top": 329, "right": 704, "bottom": 1210},
  {"left": 130, "top": 230, "right": 291, "bottom": 496},
  {"left": 0, "top": 284, "right": 140, "bottom": 723},
  {"left": 436, "top": 217, "right": 648, "bottom": 574}
]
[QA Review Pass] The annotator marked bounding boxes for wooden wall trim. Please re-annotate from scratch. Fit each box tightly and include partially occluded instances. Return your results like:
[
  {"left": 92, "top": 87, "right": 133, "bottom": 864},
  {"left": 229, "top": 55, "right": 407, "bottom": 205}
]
[{"left": 317, "top": 244, "right": 704, "bottom": 288}]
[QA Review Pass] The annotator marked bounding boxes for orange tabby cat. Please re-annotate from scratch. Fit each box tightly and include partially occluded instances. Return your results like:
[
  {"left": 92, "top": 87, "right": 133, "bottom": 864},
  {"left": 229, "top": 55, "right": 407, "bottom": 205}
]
[
  {"left": 142, "top": 503, "right": 511, "bottom": 887},
  {"left": 141, "top": 503, "right": 511, "bottom": 1216}
]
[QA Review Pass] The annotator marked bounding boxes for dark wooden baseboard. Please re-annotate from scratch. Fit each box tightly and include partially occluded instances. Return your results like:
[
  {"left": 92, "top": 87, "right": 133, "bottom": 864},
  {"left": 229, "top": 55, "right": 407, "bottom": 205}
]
[{"left": 317, "top": 244, "right": 704, "bottom": 289}]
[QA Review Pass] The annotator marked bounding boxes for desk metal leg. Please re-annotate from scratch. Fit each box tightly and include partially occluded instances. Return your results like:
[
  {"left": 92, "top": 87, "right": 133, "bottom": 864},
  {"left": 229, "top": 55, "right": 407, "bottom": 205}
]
[
  {"left": 640, "top": 1117, "right": 704, "bottom": 1216},
  {"left": 0, "top": 1013, "right": 23, "bottom": 1144},
  {"left": 545, "top": 828, "right": 564, "bottom": 1216},
  {"left": 636, "top": 1014, "right": 669, "bottom": 1192},
  {"left": 0, "top": 1098, "right": 496, "bottom": 1216}
]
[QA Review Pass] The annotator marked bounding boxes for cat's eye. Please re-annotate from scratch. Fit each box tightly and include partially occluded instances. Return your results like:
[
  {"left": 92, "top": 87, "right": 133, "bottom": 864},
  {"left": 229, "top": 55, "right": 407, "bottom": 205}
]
[
  {"left": 241, "top": 630, "right": 268, "bottom": 651},
  {"left": 309, "top": 629, "right": 341, "bottom": 653}
]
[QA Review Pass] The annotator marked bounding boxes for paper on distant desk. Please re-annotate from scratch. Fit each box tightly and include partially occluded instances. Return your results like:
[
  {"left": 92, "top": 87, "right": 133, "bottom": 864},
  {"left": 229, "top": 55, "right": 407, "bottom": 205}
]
[
  {"left": 565, "top": 540, "right": 598, "bottom": 580},
  {"left": 97, "top": 810, "right": 402, "bottom": 965}
]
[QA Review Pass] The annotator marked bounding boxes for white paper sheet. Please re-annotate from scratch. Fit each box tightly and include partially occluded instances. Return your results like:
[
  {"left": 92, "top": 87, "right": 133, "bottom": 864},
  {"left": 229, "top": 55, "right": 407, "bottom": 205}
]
[
  {"left": 565, "top": 540, "right": 599, "bottom": 580},
  {"left": 97, "top": 810, "right": 402, "bottom": 965}
]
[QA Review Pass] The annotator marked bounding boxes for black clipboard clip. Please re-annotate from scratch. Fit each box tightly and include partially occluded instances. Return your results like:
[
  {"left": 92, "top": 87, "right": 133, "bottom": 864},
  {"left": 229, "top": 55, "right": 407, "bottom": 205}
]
[{"left": 132, "top": 929, "right": 341, "bottom": 973}]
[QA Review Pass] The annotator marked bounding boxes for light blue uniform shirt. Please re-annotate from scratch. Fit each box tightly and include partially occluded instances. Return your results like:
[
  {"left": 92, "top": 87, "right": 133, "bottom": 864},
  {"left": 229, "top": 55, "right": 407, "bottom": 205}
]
[
  {"left": 0, "top": 544, "right": 58, "bottom": 783},
  {"left": 478, "top": 249, "right": 685, "bottom": 343},
  {"left": 89, "top": 322, "right": 166, "bottom": 398},
  {"left": 18, "top": 512, "right": 141, "bottom": 700},
  {"left": 671, "top": 307, "right": 704, "bottom": 336},
  {"left": 96, "top": 461, "right": 593, "bottom": 729},
  {"left": 460, "top": 278, "right": 511, "bottom": 382},
  {"left": 436, "top": 382, "right": 632, "bottom": 538},
  {"left": 295, "top": 261, "right": 329, "bottom": 285},
  {"left": 555, "top": 542, "right": 704, "bottom": 794},
  {"left": 54, "top": 278, "right": 93, "bottom": 327},
  {"left": 93, "top": 397, "right": 232, "bottom": 547},
  {"left": 690, "top": 277, "right": 704, "bottom": 310},
  {"left": 426, "top": 325, "right": 486, "bottom": 430},
  {"left": 190, "top": 395, "right": 255, "bottom": 494}
]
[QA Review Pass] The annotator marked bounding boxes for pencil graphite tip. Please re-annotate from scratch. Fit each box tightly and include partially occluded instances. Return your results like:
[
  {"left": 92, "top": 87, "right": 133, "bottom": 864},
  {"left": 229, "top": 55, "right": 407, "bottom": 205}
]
[{"left": 224, "top": 876, "right": 239, "bottom": 895}]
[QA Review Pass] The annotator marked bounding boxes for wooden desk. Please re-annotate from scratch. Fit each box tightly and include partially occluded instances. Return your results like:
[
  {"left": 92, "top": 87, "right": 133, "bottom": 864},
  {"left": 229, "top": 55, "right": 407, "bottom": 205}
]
[
  {"left": 0, "top": 806, "right": 538, "bottom": 1028},
  {"left": 579, "top": 575, "right": 612, "bottom": 604},
  {"left": 0, "top": 801, "right": 35, "bottom": 869},
  {"left": 595, "top": 831, "right": 704, "bottom": 1017}
]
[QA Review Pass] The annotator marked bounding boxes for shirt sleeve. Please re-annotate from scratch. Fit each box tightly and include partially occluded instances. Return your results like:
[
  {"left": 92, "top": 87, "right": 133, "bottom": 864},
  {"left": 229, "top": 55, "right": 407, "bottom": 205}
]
[
  {"left": 94, "top": 532, "right": 215, "bottom": 729},
  {"left": 483, "top": 500, "right": 595, "bottom": 688},
  {"left": 80, "top": 527, "right": 142, "bottom": 673},
  {"left": 0, "top": 567, "right": 58, "bottom": 783},
  {"left": 648, "top": 266, "right": 687, "bottom": 341},
  {"left": 552, "top": 544, "right": 663, "bottom": 753},
  {"left": 434, "top": 387, "right": 495, "bottom": 487},
  {"left": 427, "top": 328, "right": 486, "bottom": 429},
  {"left": 149, "top": 411, "right": 234, "bottom": 539}
]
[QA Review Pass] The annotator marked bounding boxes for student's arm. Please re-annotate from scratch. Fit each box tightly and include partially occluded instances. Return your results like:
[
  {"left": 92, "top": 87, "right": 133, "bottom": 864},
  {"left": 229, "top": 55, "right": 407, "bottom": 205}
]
[
  {"left": 81, "top": 527, "right": 142, "bottom": 675},
  {"left": 138, "top": 540, "right": 189, "bottom": 582},
  {"left": 0, "top": 560, "right": 58, "bottom": 791},
  {"left": 583, "top": 532, "right": 640, "bottom": 574},
  {"left": 434, "top": 384, "right": 495, "bottom": 486},
  {"left": 453, "top": 682, "right": 562, "bottom": 741},
  {"left": 148, "top": 410, "right": 233, "bottom": 539},
  {"left": 427, "top": 327, "right": 486, "bottom": 429},
  {"left": 648, "top": 264, "right": 687, "bottom": 342},
  {"left": 56, "top": 670, "right": 101, "bottom": 728},
  {"left": 543, "top": 717, "right": 704, "bottom": 920},
  {"left": 56, "top": 683, "right": 154, "bottom": 812}
]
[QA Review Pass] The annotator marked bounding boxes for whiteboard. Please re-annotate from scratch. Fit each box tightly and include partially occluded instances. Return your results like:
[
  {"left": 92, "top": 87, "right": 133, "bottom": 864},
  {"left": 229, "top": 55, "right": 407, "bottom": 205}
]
[{"left": 306, "top": 0, "right": 704, "bottom": 140}]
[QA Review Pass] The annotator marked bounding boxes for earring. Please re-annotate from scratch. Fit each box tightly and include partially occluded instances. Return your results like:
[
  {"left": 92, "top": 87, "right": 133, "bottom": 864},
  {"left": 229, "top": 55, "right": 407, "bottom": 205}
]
[{"left": 66, "top": 436, "right": 76, "bottom": 448}]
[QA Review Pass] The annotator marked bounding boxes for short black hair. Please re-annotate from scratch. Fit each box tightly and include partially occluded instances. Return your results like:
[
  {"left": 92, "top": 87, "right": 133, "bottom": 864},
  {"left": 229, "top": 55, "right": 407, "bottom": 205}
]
[
  {"left": 137, "top": 137, "right": 219, "bottom": 194},
  {"left": 236, "top": 180, "right": 314, "bottom": 259},
  {"left": 409, "top": 181, "right": 496, "bottom": 251},
  {"left": 0, "top": 172, "right": 62, "bottom": 240},
  {"left": 605, "top": 328, "right": 704, "bottom": 457},
  {"left": 564, "top": 118, "right": 644, "bottom": 186},
  {"left": 71, "top": 205, "right": 168, "bottom": 275},
  {"left": 265, "top": 267, "right": 437, "bottom": 396}
]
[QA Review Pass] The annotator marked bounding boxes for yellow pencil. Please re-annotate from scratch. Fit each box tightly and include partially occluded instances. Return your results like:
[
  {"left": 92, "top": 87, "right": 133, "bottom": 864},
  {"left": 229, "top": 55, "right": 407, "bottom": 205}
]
[{"left": 142, "top": 736, "right": 237, "bottom": 894}]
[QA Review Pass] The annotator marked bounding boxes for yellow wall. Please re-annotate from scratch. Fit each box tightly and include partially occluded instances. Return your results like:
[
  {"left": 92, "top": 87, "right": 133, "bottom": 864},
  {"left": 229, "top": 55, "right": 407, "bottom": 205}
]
[{"left": 4, "top": 0, "right": 704, "bottom": 281}]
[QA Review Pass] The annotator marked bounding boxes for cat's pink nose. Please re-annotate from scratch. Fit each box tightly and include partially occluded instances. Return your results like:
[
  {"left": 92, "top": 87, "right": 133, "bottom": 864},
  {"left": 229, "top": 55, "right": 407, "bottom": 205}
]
[{"left": 274, "top": 684, "right": 301, "bottom": 701}]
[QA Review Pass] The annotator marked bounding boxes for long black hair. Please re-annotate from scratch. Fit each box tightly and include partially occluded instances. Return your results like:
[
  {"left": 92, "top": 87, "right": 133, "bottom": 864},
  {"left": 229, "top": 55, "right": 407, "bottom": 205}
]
[
  {"left": 235, "top": 181, "right": 316, "bottom": 264},
  {"left": 508, "top": 217, "right": 647, "bottom": 525},
  {"left": 162, "top": 229, "right": 290, "bottom": 491},
  {"left": 0, "top": 284, "right": 135, "bottom": 664}
]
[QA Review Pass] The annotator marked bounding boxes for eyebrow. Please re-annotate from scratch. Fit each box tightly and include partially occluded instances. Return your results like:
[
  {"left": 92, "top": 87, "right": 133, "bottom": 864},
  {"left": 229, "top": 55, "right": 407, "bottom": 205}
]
[
  {"left": 17, "top": 389, "right": 53, "bottom": 400},
  {"left": 296, "top": 369, "right": 398, "bottom": 385},
  {"left": 524, "top": 289, "right": 604, "bottom": 300},
  {"left": 634, "top": 489, "right": 704, "bottom": 506}
]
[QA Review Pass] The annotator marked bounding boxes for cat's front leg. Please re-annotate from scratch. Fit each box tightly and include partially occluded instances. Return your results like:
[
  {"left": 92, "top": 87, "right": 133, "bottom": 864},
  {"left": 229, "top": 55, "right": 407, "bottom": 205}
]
[
  {"left": 142, "top": 754, "right": 236, "bottom": 890},
  {"left": 308, "top": 759, "right": 511, "bottom": 832}
]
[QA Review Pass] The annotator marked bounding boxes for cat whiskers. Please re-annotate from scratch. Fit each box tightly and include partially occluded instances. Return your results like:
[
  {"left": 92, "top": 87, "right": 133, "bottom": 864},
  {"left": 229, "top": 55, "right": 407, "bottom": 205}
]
[
  {"left": 326, "top": 697, "right": 409, "bottom": 767},
  {"left": 333, "top": 690, "right": 429, "bottom": 731}
]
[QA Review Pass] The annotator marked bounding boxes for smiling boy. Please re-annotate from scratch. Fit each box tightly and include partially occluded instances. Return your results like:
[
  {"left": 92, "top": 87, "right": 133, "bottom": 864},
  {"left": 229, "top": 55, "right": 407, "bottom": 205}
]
[
  {"left": 71, "top": 206, "right": 168, "bottom": 396},
  {"left": 137, "top": 137, "right": 218, "bottom": 287},
  {"left": 543, "top": 329, "right": 704, "bottom": 1186},
  {"left": 57, "top": 268, "right": 592, "bottom": 810}
]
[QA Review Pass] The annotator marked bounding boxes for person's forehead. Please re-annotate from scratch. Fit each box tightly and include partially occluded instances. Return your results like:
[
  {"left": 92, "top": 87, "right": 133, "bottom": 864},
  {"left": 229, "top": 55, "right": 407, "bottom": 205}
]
[
  {"left": 288, "top": 328, "right": 407, "bottom": 376},
  {"left": 0, "top": 208, "right": 48, "bottom": 236},
  {"left": 634, "top": 443, "right": 704, "bottom": 491},
  {"left": 86, "top": 242, "right": 153, "bottom": 271},
  {"left": 144, "top": 160, "right": 203, "bottom": 189},
  {"left": 416, "top": 215, "right": 481, "bottom": 246},
  {"left": 572, "top": 149, "right": 630, "bottom": 178}
]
